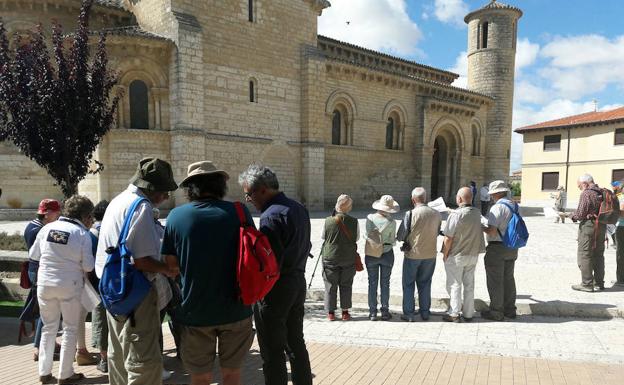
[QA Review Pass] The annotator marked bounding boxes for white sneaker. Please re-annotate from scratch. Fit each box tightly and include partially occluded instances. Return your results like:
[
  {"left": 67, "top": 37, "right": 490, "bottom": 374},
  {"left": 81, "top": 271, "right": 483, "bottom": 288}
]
[{"left": 162, "top": 369, "right": 172, "bottom": 381}]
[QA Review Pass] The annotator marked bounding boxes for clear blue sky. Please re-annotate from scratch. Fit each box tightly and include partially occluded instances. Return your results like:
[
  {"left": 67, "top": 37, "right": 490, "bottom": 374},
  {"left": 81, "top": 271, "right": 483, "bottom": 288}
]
[{"left": 319, "top": 0, "right": 624, "bottom": 172}]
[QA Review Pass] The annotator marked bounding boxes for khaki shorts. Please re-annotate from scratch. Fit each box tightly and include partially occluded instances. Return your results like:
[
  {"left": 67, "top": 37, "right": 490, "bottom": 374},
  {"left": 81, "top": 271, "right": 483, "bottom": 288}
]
[{"left": 181, "top": 317, "right": 254, "bottom": 374}]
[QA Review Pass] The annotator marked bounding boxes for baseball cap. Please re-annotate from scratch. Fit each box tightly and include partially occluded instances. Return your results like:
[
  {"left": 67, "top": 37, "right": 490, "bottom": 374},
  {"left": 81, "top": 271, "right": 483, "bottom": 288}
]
[{"left": 37, "top": 199, "right": 61, "bottom": 215}]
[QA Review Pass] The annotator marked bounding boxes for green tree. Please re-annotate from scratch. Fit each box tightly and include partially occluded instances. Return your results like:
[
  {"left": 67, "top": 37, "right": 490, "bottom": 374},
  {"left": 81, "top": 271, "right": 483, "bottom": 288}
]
[{"left": 0, "top": 0, "right": 120, "bottom": 197}]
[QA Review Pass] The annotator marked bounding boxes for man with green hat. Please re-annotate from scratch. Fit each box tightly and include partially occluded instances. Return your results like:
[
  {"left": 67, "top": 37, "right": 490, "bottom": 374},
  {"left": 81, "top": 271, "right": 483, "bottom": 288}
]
[{"left": 95, "top": 157, "right": 179, "bottom": 385}]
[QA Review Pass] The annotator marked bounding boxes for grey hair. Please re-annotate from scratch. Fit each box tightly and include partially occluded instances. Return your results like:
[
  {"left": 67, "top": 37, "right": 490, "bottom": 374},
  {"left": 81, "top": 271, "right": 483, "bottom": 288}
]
[
  {"left": 62, "top": 195, "right": 94, "bottom": 221},
  {"left": 411, "top": 187, "right": 427, "bottom": 202},
  {"left": 238, "top": 164, "right": 280, "bottom": 191},
  {"left": 578, "top": 174, "right": 594, "bottom": 184},
  {"left": 457, "top": 186, "right": 472, "bottom": 203}
]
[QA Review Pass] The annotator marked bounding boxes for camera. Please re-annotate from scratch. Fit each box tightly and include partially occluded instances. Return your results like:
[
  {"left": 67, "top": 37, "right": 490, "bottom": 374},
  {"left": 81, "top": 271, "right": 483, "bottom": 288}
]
[{"left": 400, "top": 242, "right": 411, "bottom": 252}]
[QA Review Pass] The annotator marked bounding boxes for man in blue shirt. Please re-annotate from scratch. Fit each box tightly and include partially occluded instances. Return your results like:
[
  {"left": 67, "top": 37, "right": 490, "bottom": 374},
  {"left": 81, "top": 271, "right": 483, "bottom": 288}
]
[
  {"left": 239, "top": 164, "right": 312, "bottom": 385},
  {"left": 162, "top": 161, "right": 254, "bottom": 385}
]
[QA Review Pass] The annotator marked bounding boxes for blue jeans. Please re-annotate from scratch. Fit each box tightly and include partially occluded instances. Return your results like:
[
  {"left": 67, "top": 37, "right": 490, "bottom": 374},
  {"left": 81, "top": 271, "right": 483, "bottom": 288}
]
[
  {"left": 365, "top": 250, "right": 394, "bottom": 314},
  {"left": 28, "top": 269, "right": 43, "bottom": 348},
  {"left": 402, "top": 258, "right": 436, "bottom": 317}
]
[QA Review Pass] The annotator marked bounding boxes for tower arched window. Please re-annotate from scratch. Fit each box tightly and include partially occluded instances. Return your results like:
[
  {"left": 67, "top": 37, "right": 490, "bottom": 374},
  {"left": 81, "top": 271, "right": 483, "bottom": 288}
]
[
  {"left": 249, "top": 79, "right": 257, "bottom": 103},
  {"left": 481, "top": 22, "right": 489, "bottom": 49},
  {"left": 248, "top": 0, "right": 254, "bottom": 22},
  {"left": 129, "top": 80, "right": 149, "bottom": 129},
  {"left": 332, "top": 110, "right": 342, "bottom": 145}
]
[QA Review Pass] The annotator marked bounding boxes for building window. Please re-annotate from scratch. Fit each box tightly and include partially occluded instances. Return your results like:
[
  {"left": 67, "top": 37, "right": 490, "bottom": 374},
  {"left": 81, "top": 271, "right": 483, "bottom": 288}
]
[
  {"left": 248, "top": 0, "right": 254, "bottom": 22},
  {"left": 482, "top": 22, "right": 489, "bottom": 49},
  {"left": 129, "top": 80, "right": 149, "bottom": 129},
  {"left": 543, "top": 134, "right": 561, "bottom": 151},
  {"left": 613, "top": 169, "right": 624, "bottom": 182},
  {"left": 541, "top": 172, "right": 559, "bottom": 191},
  {"left": 332, "top": 110, "right": 342, "bottom": 145},
  {"left": 385, "top": 118, "right": 394, "bottom": 149},
  {"left": 249, "top": 79, "right": 257, "bottom": 103},
  {"left": 615, "top": 128, "right": 624, "bottom": 145},
  {"left": 471, "top": 124, "right": 480, "bottom": 156}
]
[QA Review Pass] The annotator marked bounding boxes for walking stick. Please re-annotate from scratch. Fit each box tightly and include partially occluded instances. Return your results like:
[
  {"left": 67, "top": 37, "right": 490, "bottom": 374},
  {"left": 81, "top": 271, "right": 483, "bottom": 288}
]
[{"left": 308, "top": 253, "right": 320, "bottom": 290}]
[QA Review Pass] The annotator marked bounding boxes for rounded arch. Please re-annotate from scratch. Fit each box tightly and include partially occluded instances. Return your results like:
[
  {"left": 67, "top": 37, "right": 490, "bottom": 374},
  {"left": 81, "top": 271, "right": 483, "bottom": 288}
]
[
  {"left": 427, "top": 116, "right": 466, "bottom": 151},
  {"left": 470, "top": 118, "right": 484, "bottom": 156},
  {"left": 248, "top": 76, "right": 258, "bottom": 103},
  {"left": 325, "top": 90, "right": 357, "bottom": 118},
  {"left": 382, "top": 100, "right": 407, "bottom": 150},
  {"left": 326, "top": 90, "right": 357, "bottom": 146},
  {"left": 117, "top": 55, "right": 168, "bottom": 87}
]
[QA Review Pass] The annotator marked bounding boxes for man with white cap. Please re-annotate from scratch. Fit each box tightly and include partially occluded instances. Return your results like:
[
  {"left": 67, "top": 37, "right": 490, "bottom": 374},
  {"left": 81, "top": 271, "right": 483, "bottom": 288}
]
[
  {"left": 481, "top": 180, "right": 518, "bottom": 321},
  {"left": 162, "top": 161, "right": 254, "bottom": 385},
  {"left": 397, "top": 188, "right": 441, "bottom": 322}
]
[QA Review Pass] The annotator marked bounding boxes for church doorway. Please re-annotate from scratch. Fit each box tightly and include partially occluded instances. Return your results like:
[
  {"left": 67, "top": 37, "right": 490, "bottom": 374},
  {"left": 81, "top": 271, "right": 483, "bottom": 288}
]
[{"left": 431, "top": 132, "right": 460, "bottom": 204}]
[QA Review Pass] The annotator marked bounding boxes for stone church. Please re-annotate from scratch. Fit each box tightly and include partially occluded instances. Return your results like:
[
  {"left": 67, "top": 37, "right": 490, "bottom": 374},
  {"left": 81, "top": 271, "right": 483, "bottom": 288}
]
[{"left": 0, "top": 0, "right": 522, "bottom": 210}]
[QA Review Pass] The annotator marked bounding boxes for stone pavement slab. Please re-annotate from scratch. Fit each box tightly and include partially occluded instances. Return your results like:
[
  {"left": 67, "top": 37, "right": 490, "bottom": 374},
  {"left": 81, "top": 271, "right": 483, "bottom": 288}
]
[{"left": 0, "top": 317, "right": 623, "bottom": 385}]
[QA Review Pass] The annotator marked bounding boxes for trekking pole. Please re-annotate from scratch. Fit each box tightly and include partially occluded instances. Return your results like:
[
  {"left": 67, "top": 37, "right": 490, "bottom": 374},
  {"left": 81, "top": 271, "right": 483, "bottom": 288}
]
[{"left": 308, "top": 253, "right": 320, "bottom": 290}]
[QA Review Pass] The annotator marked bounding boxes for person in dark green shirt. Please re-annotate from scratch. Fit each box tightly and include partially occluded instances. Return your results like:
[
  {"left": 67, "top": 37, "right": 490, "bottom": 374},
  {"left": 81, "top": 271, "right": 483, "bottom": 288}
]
[
  {"left": 161, "top": 161, "right": 253, "bottom": 385},
  {"left": 321, "top": 194, "right": 359, "bottom": 321}
]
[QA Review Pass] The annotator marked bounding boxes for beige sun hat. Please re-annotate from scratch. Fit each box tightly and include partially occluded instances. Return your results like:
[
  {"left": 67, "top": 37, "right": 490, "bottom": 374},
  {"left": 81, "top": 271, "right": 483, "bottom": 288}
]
[
  {"left": 372, "top": 195, "right": 400, "bottom": 213},
  {"left": 335, "top": 194, "right": 353, "bottom": 213},
  {"left": 488, "top": 180, "right": 510, "bottom": 195},
  {"left": 180, "top": 161, "right": 230, "bottom": 187}
]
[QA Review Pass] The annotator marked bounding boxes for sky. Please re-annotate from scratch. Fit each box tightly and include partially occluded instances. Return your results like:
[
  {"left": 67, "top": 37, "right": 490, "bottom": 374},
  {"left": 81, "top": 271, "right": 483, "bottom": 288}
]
[{"left": 317, "top": 0, "right": 624, "bottom": 172}]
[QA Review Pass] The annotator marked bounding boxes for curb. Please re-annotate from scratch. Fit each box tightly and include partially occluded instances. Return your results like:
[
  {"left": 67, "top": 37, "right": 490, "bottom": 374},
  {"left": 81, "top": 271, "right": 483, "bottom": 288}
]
[
  {"left": 0, "top": 278, "right": 28, "bottom": 301},
  {"left": 306, "top": 289, "right": 624, "bottom": 320}
]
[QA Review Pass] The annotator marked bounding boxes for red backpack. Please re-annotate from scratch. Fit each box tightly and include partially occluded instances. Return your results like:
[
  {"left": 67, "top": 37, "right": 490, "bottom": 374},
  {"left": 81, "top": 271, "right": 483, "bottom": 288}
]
[
  {"left": 597, "top": 188, "right": 621, "bottom": 225},
  {"left": 234, "top": 202, "right": 280, "bottom": 305}
]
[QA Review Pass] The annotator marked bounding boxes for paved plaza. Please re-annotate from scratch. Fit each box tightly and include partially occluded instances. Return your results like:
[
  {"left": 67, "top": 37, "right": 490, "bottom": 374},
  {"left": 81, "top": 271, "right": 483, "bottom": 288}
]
[{"left": 1, "top": 210, "right": 624, "bottom": 383}]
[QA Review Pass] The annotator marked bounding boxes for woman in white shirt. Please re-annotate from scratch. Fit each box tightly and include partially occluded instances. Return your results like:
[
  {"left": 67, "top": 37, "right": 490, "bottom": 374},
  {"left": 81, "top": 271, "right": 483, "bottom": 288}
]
[{"left": 29, "top": 195, "right": 95, "bottom": 384}]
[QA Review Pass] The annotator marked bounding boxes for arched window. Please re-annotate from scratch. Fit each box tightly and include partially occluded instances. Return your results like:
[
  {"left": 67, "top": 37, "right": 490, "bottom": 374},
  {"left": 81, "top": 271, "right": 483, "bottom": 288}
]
[
  {"left": 471, "top": 124, "right": 480, "bottom": 156},
  {"left": 129, "top": 80, "right": 149, "bottom": 129},
  {"left": 386, "top": 118, "right": 394, "bottom": 150},
  {"left": 332, "top": 110, "right": 341, "bottom": 145},
  {"left": 249, "top": 79, "right": 257, "bottom": 103},
  {"left": 481, "top": 22, "right": 489, "bottom": 49}
]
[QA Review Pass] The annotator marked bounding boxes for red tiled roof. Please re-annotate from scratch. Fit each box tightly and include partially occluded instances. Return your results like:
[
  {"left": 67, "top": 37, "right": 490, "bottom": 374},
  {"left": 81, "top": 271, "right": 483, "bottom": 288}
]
[{"left": 515, "top": 106, "right": 624, "bottom": 133}]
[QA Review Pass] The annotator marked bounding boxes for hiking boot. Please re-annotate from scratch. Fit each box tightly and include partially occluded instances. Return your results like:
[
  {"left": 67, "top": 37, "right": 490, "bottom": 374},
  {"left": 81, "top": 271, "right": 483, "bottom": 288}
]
[
  {"left": 369, "top": 313, "right": 378, "bottom": 321},
  {"left": 39, "top": 374, "right": 56, "bottom": 384},
  {"left": 504, "top": 312, "right": 517, "bottom": 319},
  {"left": 58, "top": 372, "right": 84, "bottom": 384},
  {"left": 442, "top": 314, "right": 460, "bottom": 323},
  {"left": 400, "top": 314, "right": 416, "bottom": 322},
  {"left": 76, "top": 351, "right": 97, "bottom": 366},
  {"left": 571, "top": 284, "right": 594, "bottom": 292},
  {"left": 341, "top": 310, "right": 351, "bottom": 321},
  {"left": 327, "top": 312, "right": 336, "bottom": 321},
  {"left": 380, "top": 311, "right": 392, "bottom": 321},
  {"left": 481, "top": 311, "right": 504, "bottom": 321},
  {"left": 462, "top": 316, "right": 473, "bottom": 323},
  {"left": 594, "top": 285, "right": 605, "bottom": 291},
  {"left": 96, "top": 359, "right": 108, "bottom": 373}
]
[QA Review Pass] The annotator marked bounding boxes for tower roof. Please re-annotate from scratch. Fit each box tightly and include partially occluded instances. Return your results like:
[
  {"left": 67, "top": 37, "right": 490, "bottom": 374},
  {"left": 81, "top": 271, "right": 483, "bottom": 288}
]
[{"left": 464, "top": 0, "right": 522, "bottom": 23}]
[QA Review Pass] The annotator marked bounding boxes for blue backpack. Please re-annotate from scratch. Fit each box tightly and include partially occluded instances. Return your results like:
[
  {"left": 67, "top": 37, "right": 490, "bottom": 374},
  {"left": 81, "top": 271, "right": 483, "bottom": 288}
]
[
  {"left": 496, "top": 201, "right": 529, "bottom": 249},
  {"left": 99, "top": 197, "right": 152, "bottom": 319}
]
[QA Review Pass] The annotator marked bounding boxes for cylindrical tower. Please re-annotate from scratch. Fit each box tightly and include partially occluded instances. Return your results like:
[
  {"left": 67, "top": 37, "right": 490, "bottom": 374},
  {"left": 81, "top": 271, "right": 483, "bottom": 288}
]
[{"left": 465, "top": 0, "right": 522, "bottom": 181}]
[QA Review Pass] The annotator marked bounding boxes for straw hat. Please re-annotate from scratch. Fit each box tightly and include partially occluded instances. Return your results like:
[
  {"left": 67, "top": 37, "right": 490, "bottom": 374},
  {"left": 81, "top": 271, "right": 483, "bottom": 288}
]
[
  {"left": 180, "top": 161, "right": 230, "bottom": 187},
  {"left": 488, "top": 180, "right": 510, "bottom": 195},
  {"left": 335, "top": 194, "right": 353, "bottom": 213},
  {"left": 372, "top": 195, "right": 400, "bottom": 213}
]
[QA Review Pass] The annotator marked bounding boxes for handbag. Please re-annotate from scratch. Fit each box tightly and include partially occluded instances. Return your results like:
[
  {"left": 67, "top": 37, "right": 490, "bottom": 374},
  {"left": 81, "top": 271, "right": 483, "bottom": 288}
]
[
  {"left": 335, "top": 216, "right": 364, "bottom": 272},
  {"left": 19, "top": 261, "right": 32, "bottom": 289},
  {"left": 365, "top": 215, "right": 391, "bottom": 257}
]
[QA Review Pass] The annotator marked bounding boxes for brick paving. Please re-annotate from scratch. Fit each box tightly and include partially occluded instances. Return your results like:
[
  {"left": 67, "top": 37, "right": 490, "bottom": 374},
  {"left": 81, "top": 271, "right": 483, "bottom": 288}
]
[{"left": 1, "top": 317, "right": 623, "bottom": 385}]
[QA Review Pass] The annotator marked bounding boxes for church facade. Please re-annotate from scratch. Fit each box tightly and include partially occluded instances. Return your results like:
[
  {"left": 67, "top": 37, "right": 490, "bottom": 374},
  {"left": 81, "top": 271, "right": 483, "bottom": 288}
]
[{"left": 0, "top": 0, "right": 522, "bottom": 210}]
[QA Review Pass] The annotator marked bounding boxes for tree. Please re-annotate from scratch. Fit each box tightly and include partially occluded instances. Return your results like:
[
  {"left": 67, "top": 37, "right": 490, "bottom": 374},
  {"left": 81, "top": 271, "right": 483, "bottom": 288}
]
[{"left": 0, "top": 0, "right": 120, "bottom": 197}]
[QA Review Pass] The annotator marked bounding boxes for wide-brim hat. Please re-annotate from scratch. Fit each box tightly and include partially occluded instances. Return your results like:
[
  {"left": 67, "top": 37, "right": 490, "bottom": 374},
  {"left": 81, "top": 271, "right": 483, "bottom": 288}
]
[
  {"left": 335, "top": 194, "right": 353, "bottom": 213},
  {"left": 129, "top": 157, "right": 178, "bottom": 192},
  {"left": 372, "top": 195, "right": 400, "bottom": 213},
  {"left": 488, "top": 180, "right": 510, "bottom": 195},
  {"left": 180, "top": 161, "right": 230, "bottom": 187}
]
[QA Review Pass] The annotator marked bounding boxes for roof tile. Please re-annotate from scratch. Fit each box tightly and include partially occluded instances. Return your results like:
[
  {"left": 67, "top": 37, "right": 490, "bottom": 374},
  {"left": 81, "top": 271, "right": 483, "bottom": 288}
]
[{"left": 515, "top": 106, "right": 624, "bottom": 133}]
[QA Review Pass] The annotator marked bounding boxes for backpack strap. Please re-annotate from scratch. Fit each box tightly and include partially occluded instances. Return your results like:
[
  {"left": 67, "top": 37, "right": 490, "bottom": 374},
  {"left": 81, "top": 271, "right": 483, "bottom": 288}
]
[
  {"left": 496, "top": 200, "right": 518, "bottom": 214},
  {"left": 117, "top": 197, "right": 149, "bottom": 249},
  {"left": 234, "top": 202, "right": 248, "bottom": 227}
]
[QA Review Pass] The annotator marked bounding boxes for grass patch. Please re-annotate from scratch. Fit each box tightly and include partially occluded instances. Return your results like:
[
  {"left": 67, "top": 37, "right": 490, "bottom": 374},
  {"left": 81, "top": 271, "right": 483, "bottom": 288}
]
[
  {"left": 0, "top": 300, "right": 25, "bottom": 318},
  {"left": 0, "top": 300, "right": 25, "bottom": 307},
  {"left": 0, "top": 232, "right": 27, "bottom": 251}
]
